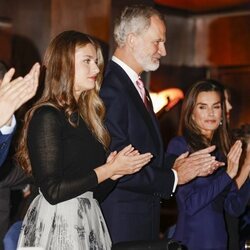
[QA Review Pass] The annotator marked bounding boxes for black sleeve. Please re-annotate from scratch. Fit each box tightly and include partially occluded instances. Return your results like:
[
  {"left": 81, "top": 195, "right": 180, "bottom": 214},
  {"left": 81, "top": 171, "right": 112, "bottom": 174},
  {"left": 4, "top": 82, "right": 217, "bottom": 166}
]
[
  {"left": 28, "top": 107, "right": 98, "bottom": 205},
  {"left": 93, "top": 178, "right": 117, "bottom": 203}
]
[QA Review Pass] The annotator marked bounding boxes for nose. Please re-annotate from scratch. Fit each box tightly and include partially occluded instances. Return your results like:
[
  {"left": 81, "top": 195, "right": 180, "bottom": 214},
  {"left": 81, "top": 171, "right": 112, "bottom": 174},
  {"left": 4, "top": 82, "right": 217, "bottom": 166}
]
[
  {"left": 208, "top": 108, "right": 215, "bottom": 116},
  {"left": 159, "top": 42, "right": 166, "bottom": 57},
  {"left": 92, "top": 62, "right": 100, "bottom": 74}
]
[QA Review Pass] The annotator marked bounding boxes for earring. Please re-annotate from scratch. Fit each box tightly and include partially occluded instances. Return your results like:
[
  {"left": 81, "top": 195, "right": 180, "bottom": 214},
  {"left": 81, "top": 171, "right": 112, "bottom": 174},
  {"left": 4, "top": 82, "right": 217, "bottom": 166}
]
[{"left": 220, "top": 120, "right": 222, "bottom": 125}]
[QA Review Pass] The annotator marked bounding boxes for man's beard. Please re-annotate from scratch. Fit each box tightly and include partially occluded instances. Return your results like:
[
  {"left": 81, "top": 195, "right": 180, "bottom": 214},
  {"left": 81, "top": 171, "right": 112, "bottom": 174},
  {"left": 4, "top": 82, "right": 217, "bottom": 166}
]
[{"left": 134, "top": 49, "right": 160, "bottom": 72}]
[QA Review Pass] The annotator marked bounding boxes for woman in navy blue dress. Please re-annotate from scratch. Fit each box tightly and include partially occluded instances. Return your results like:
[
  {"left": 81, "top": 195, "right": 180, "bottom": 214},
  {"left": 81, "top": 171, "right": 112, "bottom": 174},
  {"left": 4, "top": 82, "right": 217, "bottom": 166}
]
[{"left": 166, "top": 80, "right": 250, "bottom": 250}]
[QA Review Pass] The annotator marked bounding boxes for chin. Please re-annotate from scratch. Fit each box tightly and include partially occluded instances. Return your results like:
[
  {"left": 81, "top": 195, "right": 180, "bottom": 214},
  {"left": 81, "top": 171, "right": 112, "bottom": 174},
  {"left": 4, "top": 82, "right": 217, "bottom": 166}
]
[{"left": 144, "top": 63, "right": 159, "bottom": 72}]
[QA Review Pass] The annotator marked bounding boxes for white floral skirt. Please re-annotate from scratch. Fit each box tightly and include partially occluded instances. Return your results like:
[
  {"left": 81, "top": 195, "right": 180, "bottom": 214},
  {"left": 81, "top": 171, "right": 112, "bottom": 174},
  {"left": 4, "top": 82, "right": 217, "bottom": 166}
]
[{"left": 17, "top": 192, "right": 111, "bottom": 250}]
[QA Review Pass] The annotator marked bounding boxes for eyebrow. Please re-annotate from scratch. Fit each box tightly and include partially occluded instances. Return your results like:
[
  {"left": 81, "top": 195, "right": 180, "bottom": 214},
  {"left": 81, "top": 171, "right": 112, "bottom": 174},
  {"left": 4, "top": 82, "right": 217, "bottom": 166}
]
[
  {"left": 196, "top": 101, "right": 221, "bottom": 105},
  {"left": 81, "top": 55, "right": 95, "bottom": 58}
]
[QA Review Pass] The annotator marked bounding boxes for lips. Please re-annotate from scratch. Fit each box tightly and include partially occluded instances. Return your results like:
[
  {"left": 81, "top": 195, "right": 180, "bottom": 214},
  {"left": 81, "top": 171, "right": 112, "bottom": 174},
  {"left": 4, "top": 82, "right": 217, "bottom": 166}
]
[
  {"left": 205, "top": 120, "right": 217, "bottom": 123},
  {"left": 88, "top": 76, "right": 97, "bottom": 81}
]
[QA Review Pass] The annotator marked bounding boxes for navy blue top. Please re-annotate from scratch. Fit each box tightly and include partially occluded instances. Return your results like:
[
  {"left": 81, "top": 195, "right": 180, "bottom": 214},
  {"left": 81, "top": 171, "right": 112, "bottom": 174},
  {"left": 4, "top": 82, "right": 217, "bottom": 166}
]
[{"left": 166, "top": 136, "right": 250, "bottom": 250}]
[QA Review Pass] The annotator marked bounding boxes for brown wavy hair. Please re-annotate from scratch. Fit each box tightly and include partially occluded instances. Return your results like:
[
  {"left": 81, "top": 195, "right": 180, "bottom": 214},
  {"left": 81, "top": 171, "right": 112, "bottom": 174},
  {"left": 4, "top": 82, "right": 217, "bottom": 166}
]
[
  {"left": 179, "top": 79, "right": 232, "bottom": 156},
  {"left": 16, "top": 31, "right": 110, "bottom": 174}
]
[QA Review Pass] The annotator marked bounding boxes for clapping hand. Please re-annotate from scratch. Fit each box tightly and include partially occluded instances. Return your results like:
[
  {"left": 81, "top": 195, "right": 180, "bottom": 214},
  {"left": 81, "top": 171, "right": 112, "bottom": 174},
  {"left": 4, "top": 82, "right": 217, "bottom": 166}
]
[
  {"left": 107, "top": 145, "right": 153, "bottom": 180},
  {"left": 0, "top": 63, "right": 40, "bottom": 127},
  {"left": 226, "top": 140, "right": 242, "bottom": 179},
  {"left": 173, "top": 145, "right": 225, "bottom": 185}
]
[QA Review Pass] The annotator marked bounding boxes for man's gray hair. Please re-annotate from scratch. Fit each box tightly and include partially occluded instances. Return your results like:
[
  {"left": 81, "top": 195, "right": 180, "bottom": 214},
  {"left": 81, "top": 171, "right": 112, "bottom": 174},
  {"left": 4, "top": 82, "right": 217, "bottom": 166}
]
[{"left": 114, "top": 5, "right": 165, "bottom": 47}]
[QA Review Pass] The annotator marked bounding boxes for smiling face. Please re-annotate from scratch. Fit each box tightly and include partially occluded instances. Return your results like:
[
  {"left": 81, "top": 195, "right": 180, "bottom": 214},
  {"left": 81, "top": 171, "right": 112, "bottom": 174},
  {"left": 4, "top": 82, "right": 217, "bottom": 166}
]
[
  {"left": 133, "top": 15, "right": 166, "bottom": 72},
  {"left": 192, "top": 91, "right": 222, "bottom": 139},
  {"left": 74, "top": 43, "right": 100, "bottom": 100}
]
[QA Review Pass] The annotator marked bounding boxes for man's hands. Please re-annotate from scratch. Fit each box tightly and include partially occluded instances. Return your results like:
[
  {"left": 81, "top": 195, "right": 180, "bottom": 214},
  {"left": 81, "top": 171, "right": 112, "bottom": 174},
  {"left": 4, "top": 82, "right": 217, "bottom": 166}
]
[
  {"left": 0, "top": 63, "right": 40, "bottom": 127},
  {"left": 173, "top": 145, "right": 225, "bottom": 185}
]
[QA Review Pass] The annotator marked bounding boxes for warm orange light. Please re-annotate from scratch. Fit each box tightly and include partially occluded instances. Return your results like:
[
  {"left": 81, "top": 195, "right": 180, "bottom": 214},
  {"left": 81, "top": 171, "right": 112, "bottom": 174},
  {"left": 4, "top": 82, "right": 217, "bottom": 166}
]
[{"left": 149, "top": 88, "right": 184, "bottom": 113}]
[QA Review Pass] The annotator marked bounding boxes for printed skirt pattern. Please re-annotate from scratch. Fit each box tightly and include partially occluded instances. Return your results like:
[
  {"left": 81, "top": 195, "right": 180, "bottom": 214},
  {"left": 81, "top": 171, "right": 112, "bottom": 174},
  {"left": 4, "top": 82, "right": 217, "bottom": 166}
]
[{"left": 17, "top": 191, "right": 111, "bottom": 250}]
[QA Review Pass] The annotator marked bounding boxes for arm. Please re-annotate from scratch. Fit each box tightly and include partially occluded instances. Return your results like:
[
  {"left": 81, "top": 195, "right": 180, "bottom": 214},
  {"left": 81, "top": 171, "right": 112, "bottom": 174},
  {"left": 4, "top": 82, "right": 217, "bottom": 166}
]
[
  {"left": 28, "top": 107, "right": 99, "bottom": 205},
  {"left": 234, "top": 142, "right": 250, "bottom": 188},
  {"left": 0, "top": 131, "right": 14, "bottom": 167},
  {"left": 0, "top": 115, "right": 16, "bottom": 167},
  {"left": 167, "top": 137, "right": 232, "bottom": 215},
  {"left": 224, "top": 179, "right": 250, "bottom": 216},
  {"left": 167, "top": 137, "right": 224, "bottom": 185},
  {"left": 178, "top": 172, "right": 232, "bottom": 216},
  {"left": 29, "top": 107, "right": 152, "bottom": 205},
  {"left": 224, "top": 142, "right": 250, "bottom": 216}
]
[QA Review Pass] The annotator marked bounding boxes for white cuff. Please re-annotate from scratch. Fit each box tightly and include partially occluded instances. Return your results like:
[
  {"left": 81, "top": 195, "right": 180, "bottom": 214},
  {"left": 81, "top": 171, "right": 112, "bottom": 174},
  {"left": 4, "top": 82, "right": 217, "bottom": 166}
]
[
  {"left": 172, "top": 169, "right": 178, "bottom": 193},
  {"left": 0, "top": 115, "right": 16, "bottom": 135}
]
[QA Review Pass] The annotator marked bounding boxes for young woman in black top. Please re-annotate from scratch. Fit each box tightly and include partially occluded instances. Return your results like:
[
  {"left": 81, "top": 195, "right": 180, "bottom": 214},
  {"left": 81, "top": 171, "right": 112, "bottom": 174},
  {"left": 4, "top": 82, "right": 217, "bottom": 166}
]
[{"left": 16, "top": 31, "right": 152, "bottom": 249}]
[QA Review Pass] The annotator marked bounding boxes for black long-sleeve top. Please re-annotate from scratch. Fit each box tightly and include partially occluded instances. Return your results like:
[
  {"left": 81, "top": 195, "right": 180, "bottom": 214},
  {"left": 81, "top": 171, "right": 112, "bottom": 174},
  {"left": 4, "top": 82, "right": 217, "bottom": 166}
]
[{"left": 27, "top": 106, "right": 115, "bottom": 205}]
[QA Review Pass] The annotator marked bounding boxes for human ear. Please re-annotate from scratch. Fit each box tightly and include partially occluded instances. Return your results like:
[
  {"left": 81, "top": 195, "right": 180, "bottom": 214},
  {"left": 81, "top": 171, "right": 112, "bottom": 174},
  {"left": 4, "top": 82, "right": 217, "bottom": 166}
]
[{"left": 127, "top": 33, "right": 137, "bottom": 49}]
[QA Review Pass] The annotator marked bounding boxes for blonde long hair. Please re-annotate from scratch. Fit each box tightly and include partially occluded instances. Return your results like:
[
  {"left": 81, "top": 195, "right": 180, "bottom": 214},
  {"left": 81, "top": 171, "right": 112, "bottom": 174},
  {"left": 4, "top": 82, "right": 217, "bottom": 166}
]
[{"left": 16, "top": 31, "right": 110, "bottom": 174}]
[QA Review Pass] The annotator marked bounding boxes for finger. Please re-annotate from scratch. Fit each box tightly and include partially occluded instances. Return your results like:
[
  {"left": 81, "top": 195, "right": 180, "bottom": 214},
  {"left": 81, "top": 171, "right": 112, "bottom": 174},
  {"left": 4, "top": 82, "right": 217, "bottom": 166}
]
[
  {"left": 6, "top": 79, "right": 33, "bottom": 100},
  {"left": 191, "top": 145, "right": 216, "bottom": 156},
  {"left": 195, "top": 158, "right": 219, "bottom": 174},
  {"left": 128, "top": 154, "right": 153, "bottom": 166},
  {"left": 185, "top": 155, "right": 216, "bottom": 167},
  {"left": 28, "top": 62, "right": 39, "bottom": 75},
  {"left": 1, "top": 78, "right": 28, "bottom": 102},
  {"left": 228, "top": 145, "right": 242, "bottom": 165},
  {"left": 211, "top": 161, "right": 225, "bottom": 169},
  {"left": 185, "top": 153, "right": 213, "bottom": 162},
  {"left": 108, "top": 151, "right": 117, "bottom": 158},
  {"left": 27, "top": 62, "right": 40, "bottom": 87},
  {"left": 1, "top": 68, "right": 15, "bottom": 87},
  {"left": 4, "top": 80, "right": 36, "bottom": 109},
  {"left": 125, "top": 150, "right": 139, "bottom": 156},
  {"left": 176, "top": 152, "right": 189, "bottom": 160},
  {"left": 118, "top": 145, "right": 134, "bottom": 155},
  {"left": 228, "top": 140, "right": 242, "bottom": 157}
]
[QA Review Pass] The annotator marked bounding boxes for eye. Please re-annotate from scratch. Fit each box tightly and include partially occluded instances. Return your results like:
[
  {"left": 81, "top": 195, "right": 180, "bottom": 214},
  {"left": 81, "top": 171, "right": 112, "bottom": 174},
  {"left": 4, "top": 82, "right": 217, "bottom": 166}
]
[
  {"left": 198, "top": 105, "right": 206, "bottom": 110},
  {"left": 154, "top": 41, "right": 160, "bottom": 46},
  {"left": 83, "top": 59, "right": 91, "bottom": 64},
  {"left": 214, "top": 104, "right": 221, "bottom": 109}
]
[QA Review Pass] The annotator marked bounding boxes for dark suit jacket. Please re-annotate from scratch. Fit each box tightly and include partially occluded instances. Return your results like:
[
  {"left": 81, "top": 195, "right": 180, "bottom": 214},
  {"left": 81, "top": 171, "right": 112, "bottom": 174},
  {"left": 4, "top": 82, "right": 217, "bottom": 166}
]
[
  {"left": 100, "top": 61, "right": 175, "bottom": 243},
  {"left": 0, "top": 132, "right": 13, "bottom": 167}
]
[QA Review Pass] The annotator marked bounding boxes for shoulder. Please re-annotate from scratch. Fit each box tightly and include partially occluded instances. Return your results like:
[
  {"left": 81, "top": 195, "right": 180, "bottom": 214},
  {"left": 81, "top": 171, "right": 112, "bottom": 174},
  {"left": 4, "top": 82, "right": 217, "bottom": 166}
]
[
  {"left": 102, "top": 61, "right": 130, "bottom": 88},
  {"left": 30, "top": 105, "right": 64, "bottom": 127},
  {"left": 166, "top": 136, "right": 189, "bottom": 156}
]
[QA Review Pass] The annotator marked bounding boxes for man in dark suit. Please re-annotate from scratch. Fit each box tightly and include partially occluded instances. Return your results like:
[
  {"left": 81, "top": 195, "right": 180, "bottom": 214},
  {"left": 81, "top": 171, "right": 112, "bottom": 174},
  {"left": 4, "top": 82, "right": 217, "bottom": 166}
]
[{"left": 100, "top": 5, "right": 221, "bottom": 244}]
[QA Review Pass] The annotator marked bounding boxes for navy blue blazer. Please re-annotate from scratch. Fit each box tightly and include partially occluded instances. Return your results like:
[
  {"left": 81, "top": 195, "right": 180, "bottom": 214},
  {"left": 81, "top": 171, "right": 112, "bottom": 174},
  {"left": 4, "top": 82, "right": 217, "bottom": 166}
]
[
  {"left": 166, "top": 136, "right": 250, "bottom": 250},
  {"left": 0, "top": 132, "right": 13, "bottom": 167},
  {"left": 100, "top": 61, "right": 175, "bottom": 243}
]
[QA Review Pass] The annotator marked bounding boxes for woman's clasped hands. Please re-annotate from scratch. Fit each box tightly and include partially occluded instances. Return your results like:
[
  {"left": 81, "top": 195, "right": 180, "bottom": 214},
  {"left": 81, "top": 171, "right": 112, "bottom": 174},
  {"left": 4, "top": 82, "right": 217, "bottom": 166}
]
[{"left": 107, "top": 145, "right": 153, "bottom": 180}]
